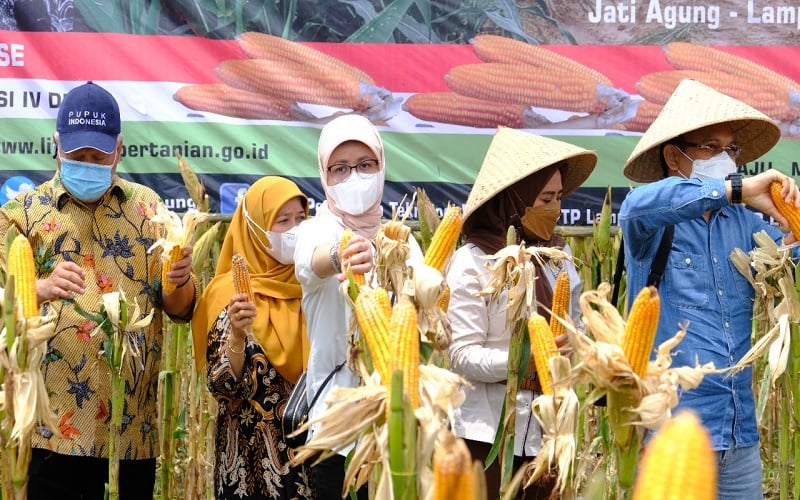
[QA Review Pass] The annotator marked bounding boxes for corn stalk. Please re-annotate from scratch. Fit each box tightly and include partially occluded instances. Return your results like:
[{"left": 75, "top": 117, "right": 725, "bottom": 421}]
[{"left": 74, "top": 291, "right": 154, "bottom": 500}]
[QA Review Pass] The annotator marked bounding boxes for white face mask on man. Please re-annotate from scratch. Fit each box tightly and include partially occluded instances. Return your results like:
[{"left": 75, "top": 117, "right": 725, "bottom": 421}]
[
  {"left": 327, "top": 172, "right": 382, "bottom": 215},
  {"left": 678, "top": 149, "right": 738, "bottom": 180}
]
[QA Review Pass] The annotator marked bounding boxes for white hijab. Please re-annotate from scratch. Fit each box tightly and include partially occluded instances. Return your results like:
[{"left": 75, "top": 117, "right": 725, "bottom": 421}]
[{"left": 317, "top": 115, "right": 385, "bottom": 238}]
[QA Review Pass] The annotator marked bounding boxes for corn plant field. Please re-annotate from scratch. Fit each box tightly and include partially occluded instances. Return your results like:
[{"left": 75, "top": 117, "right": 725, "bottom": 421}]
[{"left": 1, "top": 182, "right": 798, "bottom": 499}]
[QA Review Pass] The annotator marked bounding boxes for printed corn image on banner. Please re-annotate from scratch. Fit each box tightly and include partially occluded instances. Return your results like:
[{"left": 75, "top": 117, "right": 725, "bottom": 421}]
[{"left": 2, "top": 0, "right": 800, "bottom": 226}]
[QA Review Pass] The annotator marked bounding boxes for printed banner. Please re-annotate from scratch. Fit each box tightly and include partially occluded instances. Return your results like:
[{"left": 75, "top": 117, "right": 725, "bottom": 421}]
[{"left": 3, "top": 2, "right": 800, "bottom": 225}]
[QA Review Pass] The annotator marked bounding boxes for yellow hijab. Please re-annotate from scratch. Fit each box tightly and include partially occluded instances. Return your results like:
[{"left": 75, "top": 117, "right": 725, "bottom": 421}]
[{"left": 191, "top": 177, "right": 309, "bottom": 383}]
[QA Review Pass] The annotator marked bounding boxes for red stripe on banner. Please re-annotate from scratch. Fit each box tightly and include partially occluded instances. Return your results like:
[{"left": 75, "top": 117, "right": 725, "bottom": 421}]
[{"left": 3, "top": 31, "right": 800, "bottom": 95}]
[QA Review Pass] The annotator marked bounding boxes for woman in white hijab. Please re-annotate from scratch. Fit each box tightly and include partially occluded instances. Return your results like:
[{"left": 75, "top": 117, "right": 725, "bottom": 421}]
[{"left": 293, "top": 115, "right": 422, "bottom": 500}]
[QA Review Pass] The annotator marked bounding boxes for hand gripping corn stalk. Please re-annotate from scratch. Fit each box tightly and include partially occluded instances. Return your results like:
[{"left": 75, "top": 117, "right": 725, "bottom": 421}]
[
  {"left": 564, "top": 283, "right": 717, "bottom": 497},
  {"left": 73, "top": 290, "right": 154, "bottom": 500},
  {"left": 729, "top": 229, "right": 800, "bottom": 498},
  {"left": 0, "top": 232, "right": 60, "bottom": 499},
  {"left": 144, "top": 204, "right": 209, "bottom": 294}
]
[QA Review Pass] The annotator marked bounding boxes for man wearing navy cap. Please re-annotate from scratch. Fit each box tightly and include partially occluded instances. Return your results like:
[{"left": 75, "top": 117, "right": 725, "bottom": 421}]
[{"left": 0, "top": 82, "right": 199, "bottom": 499}]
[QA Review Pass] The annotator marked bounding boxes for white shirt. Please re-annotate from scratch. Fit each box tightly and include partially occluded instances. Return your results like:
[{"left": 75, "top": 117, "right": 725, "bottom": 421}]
[
  {"left": 294, "top": 203, "right": 423, "bottom": 446},
  {"left": 446, "top": 242, "right": 582, "bottom": 457}
]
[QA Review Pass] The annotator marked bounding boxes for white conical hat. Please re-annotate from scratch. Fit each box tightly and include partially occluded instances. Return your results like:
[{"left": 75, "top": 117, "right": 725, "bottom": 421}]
[
  {"left": 463, "top": 127, "right": 597, "bottom": 225},
  {"left": 623, "top": 79, "right": 781, "bottom": 183}
]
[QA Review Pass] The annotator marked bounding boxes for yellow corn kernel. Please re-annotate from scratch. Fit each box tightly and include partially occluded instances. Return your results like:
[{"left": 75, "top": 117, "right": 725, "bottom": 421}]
[
  {"left": 390, "top": 296, "right": 420, "bottom": 408},
  {"left": 174, "top": 83, "right": 296, "bottom": 120},
  {"left": 340, "top": 228, "right": 366, "bottom": 286},
  {"left": 632, "top": 410, "right": 717, "bottom": 500},
  {"left": 217, "top": 59, "right": 369, "bottom": 111},
  {"left": 353, "top": 289, "right": 391, "bottom": 383},
  {"left": 8, "top": 234, "right": 38, "bottom": 320},
  {"left": 433, "top": 434, "right": 474, "bottom": 500},
  {"left": 231, "top": 253, "right": 254, "bottom": 302},
  {"left": 237, "top": 31, "right": 375, "bottom": 85},
  {"left": 471, "top": 34, "right": 613, "bottom": 87},
  {"left": 403, "top": 91, "right": 531, "bottom": 129},
  {"left": 636, "top": 69, "right": 792, "bottom": 121},
  {"left": 665, "top": 42, "right": 800, "bottom": 94},
  {"left": 770, "top": 181, "right": 800, "bottom": 239},
  {"left": 436, "top": 285, "right": 451, "bottom": 313},
  {"left": 161, "top": 245, "right": 183, "bottom": 294},
  {"left": 445, "top": 63, "right": 606, "bottom": 113},
  {"left": 424, "top": 205, "right": 463, "bottom": 272},
  {"left": 372, "top": 286, "right": 392, "bottom": 320},
  {"left": 622, "top": 286, "right": 660, "bottom": 378},
  {"left": 528, "top": 312, "right": 559, "bottom": 395},
  {"left": 548, "top": 271, "right": 570, "bottom": 338}
]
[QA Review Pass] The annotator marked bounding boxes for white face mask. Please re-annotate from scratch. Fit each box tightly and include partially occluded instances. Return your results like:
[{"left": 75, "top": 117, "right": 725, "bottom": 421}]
[
  {"left": 264, "top": 228, "right": 298, "bottom": 265},
  {"left": 328, "top": 172, "right": 382, "bottom": 215},
  {"left": 679, "top": 149, "right": 738, "bottom": 180},
  {"left": 242, "top": 201, "right": 298, "bottom": 265}
]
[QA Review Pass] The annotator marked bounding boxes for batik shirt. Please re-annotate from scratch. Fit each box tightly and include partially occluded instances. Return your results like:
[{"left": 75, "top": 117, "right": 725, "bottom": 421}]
[
  {"left": 0, "top": 174, "right": 173, "bottom": 460},
  {"left": 207, "top": 309, "right": 313, "bottom": 500}
]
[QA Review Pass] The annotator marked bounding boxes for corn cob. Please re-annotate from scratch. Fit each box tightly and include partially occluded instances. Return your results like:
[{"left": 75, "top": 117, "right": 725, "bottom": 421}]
[
  {"left": 238, "top": 31, "right": 375, "bottom": 85},
  {"left": 664, "top": 42, "right": 800, "bottom": 94},
  {"left": 390, "top": 296, "right": 420, "bottom": 408},
  {"left": 423, "top": 205, "right": 463, "bottom": 272},
  {"left": 353, "top": 289, "right": 391, "bottom": 382},
  {"left": 622, "top": 100, "right": 662, "bottom": 133},
  {"left": 217, "top": 59, "right": 369, "bottom": 111},
  {"left": 174, "top": 83, "right": 297, "bottom": 120},
  {"left": 621, "top": 286, "right": 660, "bottom": 378},
  {"left": 433, "top": 434, "right": 475, "bottom": 500},
  {"left": 770, "top": 181, "right": 800, "bottom": 239},
  {"left": 8, "top": 234, "right": 38, "bottom": 319},
  {"left": 446, "top": 63, "right": 607, "bottom": 113},
  {"left": 161, "top": 245, "right": 183, "bottom": 294},
  {"left": 548, "top": 271, "right": 570, "bottom": 338},
  {"left": 471, "top": 34, "right": 613, "bottom": 87},
  {"left": 231, "top": 253, "right": 254, "bottom": 302},
  {"left": 637, "top": 69, "right": 794, "bottom": 121},
  {"left": 632, "top": 410, "right": 717, "bottom": 500},
  {"left": 340, "top": 228, "right": 366, "bottom": 286},
  {"left": 528, "top": 312, "right": 559, "bottom": 395},
  {"left": 373, "top": 286, "right": 393, "bottom": 320},
  {"left": 436, "top": 285, "right": 450, "bottom": 313},
  {"left": 403, "top": 91, "right": 530, "bottom": 129}
]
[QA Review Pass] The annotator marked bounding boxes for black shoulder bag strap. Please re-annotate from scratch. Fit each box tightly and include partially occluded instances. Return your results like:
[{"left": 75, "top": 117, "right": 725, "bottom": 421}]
[
  {"left": 611, "top": 225, "right": 674, "bottom": 307},
  {"left": 307, "top": 361, "right": 346, "bottom": 411}
]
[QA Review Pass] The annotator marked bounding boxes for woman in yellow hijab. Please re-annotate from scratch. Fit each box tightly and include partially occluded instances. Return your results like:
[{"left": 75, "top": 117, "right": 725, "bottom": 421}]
[{"left": 191, "top": 176, "right": 312, "bottom": 500}]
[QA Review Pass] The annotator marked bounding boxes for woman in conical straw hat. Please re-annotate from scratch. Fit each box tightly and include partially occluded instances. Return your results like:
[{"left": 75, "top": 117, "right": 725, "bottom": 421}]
[
  {"left": 619, "top": 78, "right": 800, "bottom": 500},
  {"left": 447, "top": 126, "right": 596, "bottom": 499}
]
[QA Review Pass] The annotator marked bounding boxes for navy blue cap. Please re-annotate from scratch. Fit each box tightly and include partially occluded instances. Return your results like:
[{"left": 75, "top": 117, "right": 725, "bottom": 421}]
[{"left": 56, "top": 82, "right": 121, "bottom": 154}]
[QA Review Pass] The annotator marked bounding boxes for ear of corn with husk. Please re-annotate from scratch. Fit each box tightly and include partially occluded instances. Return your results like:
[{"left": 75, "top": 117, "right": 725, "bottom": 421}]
[
  {"left": 146, "top": 204, "right": 209, "bottom": 294},
  {"left": 0, "top": 230, "right": 61, "bottom": 497},
  {"left": 423, "top": 205, "right": 463, "bottom": 273}
]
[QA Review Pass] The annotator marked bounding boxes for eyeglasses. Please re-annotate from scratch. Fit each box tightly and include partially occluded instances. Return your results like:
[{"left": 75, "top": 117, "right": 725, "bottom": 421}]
[
  {"left": 327, "top": 159, "right": 380, "bottom": 182},
  {"left": 678, "top": 141, "right": 742, "bottom": 160}
]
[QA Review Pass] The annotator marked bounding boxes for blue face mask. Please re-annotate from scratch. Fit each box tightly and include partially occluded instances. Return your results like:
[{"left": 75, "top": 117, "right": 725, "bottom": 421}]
[{"left": 59, "top": 157, "right": 114, "bottom": 202}]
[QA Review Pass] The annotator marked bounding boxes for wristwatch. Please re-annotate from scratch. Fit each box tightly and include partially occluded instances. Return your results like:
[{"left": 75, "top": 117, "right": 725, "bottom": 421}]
[
  {"left": 726, "top": 173, "right": 743, "bottom": 205},
  {"left": 329, "top": 243, "right": 342, "bottom": 273}
]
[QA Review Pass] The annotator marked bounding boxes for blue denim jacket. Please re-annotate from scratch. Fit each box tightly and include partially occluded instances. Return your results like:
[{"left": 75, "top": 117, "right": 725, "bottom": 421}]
[{"left": 619, "top": 176, "right": 793, "bottom": 451}]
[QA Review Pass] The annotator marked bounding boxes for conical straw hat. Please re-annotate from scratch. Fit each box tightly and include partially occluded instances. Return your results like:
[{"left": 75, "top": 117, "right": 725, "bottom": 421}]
[
  {"left": 463, "top": 127, "right": 597, "bottom": 225},
  {"left": 623, "top": 79, "right": 781, "bottom": 183}
]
